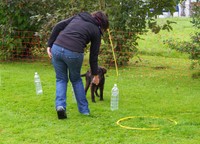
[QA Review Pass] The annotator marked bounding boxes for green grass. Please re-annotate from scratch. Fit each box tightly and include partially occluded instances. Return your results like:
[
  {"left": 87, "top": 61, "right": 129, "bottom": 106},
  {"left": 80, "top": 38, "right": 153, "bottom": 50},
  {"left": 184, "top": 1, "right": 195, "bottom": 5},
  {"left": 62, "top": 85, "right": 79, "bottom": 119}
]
[
  {"left": 137, "top": 17, "right": 196, "bottom": 58},
  {"left": 0, "top": 18, "right": 200, "bottom": 144},
  {"left": 1, "top": 55, "right": 200, "bottom": 144}
]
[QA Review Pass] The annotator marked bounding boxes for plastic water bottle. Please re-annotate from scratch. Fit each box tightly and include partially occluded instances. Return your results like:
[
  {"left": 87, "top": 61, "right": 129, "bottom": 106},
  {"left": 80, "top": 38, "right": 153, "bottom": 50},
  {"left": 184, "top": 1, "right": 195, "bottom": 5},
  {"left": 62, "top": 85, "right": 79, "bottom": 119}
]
[
  {"left": 111, "top": 84, "right": 119, "bottom": 111},
  {"left": 34, "top": 72, "right": 43, "bottom": 95}
]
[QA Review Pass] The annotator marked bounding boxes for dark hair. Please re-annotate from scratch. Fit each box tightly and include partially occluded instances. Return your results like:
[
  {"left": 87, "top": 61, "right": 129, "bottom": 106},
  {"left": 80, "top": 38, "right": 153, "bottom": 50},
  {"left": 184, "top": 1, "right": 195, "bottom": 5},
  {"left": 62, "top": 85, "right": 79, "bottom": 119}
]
[{"left": 91, "top": 11, "right": 109, "bottom": 31}]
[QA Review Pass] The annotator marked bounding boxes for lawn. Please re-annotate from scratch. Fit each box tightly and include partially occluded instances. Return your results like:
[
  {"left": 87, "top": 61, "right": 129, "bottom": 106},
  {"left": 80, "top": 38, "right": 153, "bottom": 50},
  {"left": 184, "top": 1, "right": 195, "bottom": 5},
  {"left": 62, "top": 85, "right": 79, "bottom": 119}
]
[
  {"left": 0, "top": 18, "right": 200, "bottom": 144},
  {"left": 137, "top": 17, "right": 197, "bottom": 58}
]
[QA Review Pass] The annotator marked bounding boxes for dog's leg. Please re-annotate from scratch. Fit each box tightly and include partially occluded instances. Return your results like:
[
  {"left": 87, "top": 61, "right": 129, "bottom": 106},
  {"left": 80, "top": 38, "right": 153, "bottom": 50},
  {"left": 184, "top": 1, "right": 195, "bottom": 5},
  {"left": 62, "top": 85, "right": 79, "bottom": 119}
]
[
  {"left": 99, "top": 85, "right": 104, "bottom": 101},
  {"left": 94, "top": 87, "right": 99, "bottom": 97},
  {"left": 90, "top": 84, "right": 96, "bottom": 103},
  {"left": 84, "top": 77, "right": 90, "bottom": 95}
]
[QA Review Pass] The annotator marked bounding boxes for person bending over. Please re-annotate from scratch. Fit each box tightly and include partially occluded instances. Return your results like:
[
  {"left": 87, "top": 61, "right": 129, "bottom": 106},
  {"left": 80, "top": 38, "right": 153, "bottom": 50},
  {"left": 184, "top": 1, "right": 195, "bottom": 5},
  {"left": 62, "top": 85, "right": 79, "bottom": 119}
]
[{"left": 47, "top": 11, "right": 109, "bottom": 119}]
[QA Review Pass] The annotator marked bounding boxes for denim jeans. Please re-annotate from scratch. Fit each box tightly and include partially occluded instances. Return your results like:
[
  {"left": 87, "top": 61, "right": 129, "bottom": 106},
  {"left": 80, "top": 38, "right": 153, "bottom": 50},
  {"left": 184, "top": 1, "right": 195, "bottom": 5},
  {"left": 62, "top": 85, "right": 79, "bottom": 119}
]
[{"left": 51, "top": 44, "right": 90, "bottom": 114}]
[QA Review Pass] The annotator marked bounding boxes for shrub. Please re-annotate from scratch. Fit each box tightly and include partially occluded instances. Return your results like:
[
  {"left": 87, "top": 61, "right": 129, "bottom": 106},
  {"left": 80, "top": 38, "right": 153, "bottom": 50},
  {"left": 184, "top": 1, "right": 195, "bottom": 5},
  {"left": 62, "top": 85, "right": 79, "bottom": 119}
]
[
  {"left": 164, "top": 32, "right": 200, "bottom": 69},
  {"left": 164, "top": 2, "right": 200, "bottom": 69}
]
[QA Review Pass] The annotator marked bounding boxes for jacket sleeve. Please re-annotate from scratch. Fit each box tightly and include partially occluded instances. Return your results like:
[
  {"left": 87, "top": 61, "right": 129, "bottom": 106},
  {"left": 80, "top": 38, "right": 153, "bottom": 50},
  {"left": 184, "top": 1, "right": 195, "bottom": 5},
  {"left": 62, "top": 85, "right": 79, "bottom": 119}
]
[
  {"left": 89, "top": 32, "right": 101, "bottom": 75},
  {"left": 47, "top": 16, "right": 74, "bottom": 48}
]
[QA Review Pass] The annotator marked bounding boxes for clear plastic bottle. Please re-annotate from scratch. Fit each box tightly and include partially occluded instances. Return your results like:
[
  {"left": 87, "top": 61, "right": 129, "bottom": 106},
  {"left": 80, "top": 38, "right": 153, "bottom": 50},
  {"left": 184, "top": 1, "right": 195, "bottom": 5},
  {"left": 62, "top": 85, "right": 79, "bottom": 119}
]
[
  {"left": 111, "top": 84, "right": 119, "bottom": 111},
  {"left": 34, "top": 72, "right": 43, "bottom": 95}
]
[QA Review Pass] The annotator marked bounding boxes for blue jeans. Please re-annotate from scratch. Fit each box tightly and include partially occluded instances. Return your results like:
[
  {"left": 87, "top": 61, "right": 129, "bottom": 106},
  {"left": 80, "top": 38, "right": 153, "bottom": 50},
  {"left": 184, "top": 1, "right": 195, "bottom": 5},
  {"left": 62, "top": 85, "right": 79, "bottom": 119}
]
[{"left": 51, "top": 44, "right": 90, "bottom": 114}]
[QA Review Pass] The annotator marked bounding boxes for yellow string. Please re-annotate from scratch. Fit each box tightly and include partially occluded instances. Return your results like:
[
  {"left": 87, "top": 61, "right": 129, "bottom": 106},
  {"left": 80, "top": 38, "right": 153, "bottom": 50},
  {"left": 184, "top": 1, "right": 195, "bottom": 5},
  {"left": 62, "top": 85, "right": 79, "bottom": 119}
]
[{"left": 107, "top": 29, "right": 119, "bottom": 77}]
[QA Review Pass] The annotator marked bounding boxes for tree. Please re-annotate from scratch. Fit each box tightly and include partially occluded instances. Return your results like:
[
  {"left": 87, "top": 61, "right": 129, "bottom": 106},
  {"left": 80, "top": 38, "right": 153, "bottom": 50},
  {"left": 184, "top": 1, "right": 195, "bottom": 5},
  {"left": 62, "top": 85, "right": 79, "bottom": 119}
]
[
  {"left": 0, "top": 0, "right": 102, "bottom": 60},
  {"left": 0, "top": 0, "right": 71, "bottom": 59},
  {"left": 99, "top": 0, "right": 177, "bottom": 66},
  {"left": 0, "top": 0, "right": 178, "bottom": 63}
]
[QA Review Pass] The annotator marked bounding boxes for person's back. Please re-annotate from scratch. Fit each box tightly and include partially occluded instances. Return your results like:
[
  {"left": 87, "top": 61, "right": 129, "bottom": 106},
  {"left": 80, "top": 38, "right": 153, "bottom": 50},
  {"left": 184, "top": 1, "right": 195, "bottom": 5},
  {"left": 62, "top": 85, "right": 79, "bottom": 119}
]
[{"left": 54, "top": 12, "right": 101, "bottom": 53}]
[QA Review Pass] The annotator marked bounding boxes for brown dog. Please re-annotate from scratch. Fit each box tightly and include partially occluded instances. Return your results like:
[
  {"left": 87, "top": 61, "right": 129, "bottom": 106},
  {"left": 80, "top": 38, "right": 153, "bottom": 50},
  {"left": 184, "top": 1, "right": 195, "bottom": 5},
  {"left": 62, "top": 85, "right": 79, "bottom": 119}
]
[{"left": 81, "top": 67, "right": 107, "bottom": 102}]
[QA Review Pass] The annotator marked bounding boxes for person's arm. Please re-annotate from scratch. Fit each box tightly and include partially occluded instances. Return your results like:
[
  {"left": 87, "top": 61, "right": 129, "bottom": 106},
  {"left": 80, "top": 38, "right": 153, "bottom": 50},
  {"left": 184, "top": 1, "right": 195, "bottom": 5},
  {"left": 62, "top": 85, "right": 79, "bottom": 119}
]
[
  {"left": 89, "top": 32, "right": 101, "bottom": 85},
  {"left": 47, "top": 16, "right": 74, "bottom": 48},
  {"left": 89, "top": 33, "right": 101, "bottom": 75},
  {"left": 47, "top": 47, "right": 52, "bottom": 58}
]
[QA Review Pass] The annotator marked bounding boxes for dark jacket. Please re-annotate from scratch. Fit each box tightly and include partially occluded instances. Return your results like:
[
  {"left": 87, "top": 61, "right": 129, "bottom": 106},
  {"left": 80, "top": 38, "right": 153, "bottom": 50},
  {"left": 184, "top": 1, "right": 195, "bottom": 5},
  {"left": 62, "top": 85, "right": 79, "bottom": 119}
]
[{"left": 48, "top": 12, "right": 102, "bottom": 75}]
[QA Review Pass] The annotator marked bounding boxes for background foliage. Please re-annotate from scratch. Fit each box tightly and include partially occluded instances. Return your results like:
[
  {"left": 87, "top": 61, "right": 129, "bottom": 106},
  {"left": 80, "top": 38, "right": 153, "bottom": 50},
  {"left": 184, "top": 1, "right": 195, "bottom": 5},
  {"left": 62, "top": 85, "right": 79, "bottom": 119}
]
[
  {"left": 0, "top": 0, "right": 178, "bottom": 65},
  {"left": 164, "top": 2, "right": 200, "bottom": 69}
]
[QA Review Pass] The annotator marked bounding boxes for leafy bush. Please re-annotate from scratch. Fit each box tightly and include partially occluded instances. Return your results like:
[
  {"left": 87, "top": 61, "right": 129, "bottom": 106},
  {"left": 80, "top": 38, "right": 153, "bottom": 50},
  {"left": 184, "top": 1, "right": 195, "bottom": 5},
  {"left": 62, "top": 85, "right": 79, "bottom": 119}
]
[
  {"left": 100, "top": 0, "right": 176, "bottom": 66},
  {"left": 0, "top": 0, "right": 177, "bottom": 63},
  {"left": 99, "top": 31, "right": 138, "bottom": 67},
  {"left": 164, "top": 32, "right": 200, "bottom": 68},
  {"left": 191, "top": 2, "right": 200, "bottom": 29},
  {"left": 0, "top": 30, "right": 42, "bottom": 60},
  {"left": 0, "top": 0, "right": 71, "bottom": 60},
  {"left": 0, "top": 29, "right": 23, "bottom": 60}
]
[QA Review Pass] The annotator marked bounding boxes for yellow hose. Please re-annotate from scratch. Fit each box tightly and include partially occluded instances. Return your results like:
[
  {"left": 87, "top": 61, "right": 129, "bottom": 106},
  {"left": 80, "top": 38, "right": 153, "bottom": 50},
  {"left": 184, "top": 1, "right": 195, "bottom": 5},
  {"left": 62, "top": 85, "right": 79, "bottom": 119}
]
[
  {"left": 116, "top": 116, "right": 178, "bottom": 130},
  {"left": 107, "top": 29, "right": 119, "bottom": 77}
]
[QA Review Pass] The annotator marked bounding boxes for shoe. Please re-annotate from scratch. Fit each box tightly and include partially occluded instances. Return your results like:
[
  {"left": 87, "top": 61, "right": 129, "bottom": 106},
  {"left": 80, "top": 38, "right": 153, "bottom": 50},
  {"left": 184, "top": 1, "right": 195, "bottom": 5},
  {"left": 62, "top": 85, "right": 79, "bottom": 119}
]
[
  {"left": 56, "top": 106, "right": 67, "bottom": 119},
  {"left": 81, "top": 113, "right": 90, "bottom": 116}
]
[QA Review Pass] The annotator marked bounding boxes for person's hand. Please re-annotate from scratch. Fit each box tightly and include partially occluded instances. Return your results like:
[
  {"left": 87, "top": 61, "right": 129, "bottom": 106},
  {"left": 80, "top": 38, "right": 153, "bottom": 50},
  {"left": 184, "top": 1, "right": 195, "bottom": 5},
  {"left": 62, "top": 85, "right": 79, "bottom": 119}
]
[
  {"left": 47, "top": 47, "right": 52, "bottom": 59},
  {"left": 92, "top": 75, "right": 99, "bottom": 85}
]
